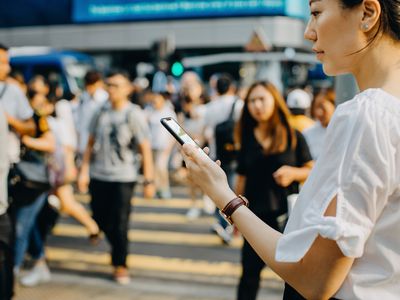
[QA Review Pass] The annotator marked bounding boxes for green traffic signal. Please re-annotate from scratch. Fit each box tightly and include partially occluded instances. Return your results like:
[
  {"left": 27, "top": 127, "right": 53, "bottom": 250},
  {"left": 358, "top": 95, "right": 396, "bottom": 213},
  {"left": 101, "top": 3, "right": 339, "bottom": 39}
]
[{"left": 171, "top": 61, "right": 184, "bottom": 77}]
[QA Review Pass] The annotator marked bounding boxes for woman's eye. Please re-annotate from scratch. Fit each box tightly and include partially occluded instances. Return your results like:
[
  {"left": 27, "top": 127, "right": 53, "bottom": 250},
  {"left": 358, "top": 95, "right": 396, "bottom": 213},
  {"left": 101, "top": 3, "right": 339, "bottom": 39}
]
[{"left": 311, "top": 11, "right": 320, "bottom": 17}]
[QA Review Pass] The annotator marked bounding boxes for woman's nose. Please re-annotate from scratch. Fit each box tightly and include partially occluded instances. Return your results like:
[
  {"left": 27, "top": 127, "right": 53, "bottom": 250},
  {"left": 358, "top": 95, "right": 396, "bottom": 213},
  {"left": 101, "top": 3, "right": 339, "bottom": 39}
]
[
  {"left": 254, "top": 99, "right": 264, "bottom": 110},
  {"left": 304, "top": 20, "right": 317, "bottom": 42}
]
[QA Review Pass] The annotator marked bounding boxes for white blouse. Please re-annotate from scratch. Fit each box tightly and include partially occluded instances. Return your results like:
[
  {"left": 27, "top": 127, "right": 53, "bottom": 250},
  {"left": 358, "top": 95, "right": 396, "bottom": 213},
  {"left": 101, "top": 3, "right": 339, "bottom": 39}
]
[
  {"left": 276, "top": 89, "right": 400, "bottom": 299},
  {"left": 303, "top": 121, "right": 327, "bottom": 160}
]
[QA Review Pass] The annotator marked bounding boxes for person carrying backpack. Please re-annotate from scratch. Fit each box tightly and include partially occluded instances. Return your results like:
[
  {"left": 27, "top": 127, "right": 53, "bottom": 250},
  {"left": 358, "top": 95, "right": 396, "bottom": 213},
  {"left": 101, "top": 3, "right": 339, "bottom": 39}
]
[
  {"left": 203, "top": 73, "right": 243, "bottom": 243},
  {"left": 78, "top": 70, "right": 155, "bottom": 284}
]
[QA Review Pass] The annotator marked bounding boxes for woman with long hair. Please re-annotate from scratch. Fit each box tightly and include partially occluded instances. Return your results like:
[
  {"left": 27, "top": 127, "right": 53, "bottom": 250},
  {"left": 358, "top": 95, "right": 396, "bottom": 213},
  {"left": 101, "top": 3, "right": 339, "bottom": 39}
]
[
  {"left": 181, "top": 0, "right": 400, "bottom": 298},
  {"left": 234, "top": 81, "right": 313, "bottom": 300}
]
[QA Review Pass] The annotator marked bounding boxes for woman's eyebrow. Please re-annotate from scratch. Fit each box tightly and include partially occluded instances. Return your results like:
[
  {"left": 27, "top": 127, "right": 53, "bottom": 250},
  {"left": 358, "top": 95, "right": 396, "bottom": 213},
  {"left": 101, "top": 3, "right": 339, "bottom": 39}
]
[{"left": 309, "top": 0, "right": 321, "bottom": 5}]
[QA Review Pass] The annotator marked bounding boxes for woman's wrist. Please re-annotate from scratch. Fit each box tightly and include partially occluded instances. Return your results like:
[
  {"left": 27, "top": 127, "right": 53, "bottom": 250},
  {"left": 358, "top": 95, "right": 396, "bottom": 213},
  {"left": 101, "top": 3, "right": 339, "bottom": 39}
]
[
  {"left": 212, "top": 187, "right": 237, "bottom": 210},
  {"left": 220, "top": 195, "right": 249, "bottom": 225}
]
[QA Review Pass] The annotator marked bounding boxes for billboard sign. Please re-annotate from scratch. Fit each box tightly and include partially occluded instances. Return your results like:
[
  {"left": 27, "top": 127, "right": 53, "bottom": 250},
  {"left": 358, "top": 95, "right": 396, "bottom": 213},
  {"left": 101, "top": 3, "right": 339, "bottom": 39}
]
[{"left": 73, "top": 0, "right": 289, "bottom": 23}]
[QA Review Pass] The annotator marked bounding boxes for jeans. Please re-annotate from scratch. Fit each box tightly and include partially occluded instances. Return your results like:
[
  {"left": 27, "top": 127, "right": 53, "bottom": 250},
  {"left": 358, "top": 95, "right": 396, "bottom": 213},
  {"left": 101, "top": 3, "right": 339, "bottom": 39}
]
[
  {"left": 89, "top": 179, "right": 135, "bottom": 267},
  {"left": 14, "top": 193, "right": 47, "bottom": 269}
]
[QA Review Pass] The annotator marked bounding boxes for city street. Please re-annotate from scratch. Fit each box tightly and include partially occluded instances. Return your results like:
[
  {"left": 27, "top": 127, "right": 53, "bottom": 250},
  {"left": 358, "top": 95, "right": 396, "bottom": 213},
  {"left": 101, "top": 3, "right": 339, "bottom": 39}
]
[{"left": 14, "top": 185, "right": 284, "bottom": 300}]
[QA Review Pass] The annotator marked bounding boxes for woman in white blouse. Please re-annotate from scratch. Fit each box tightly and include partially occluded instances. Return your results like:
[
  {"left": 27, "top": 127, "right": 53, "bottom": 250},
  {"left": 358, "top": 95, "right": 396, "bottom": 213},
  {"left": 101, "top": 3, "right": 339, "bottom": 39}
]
[{"left": 180, "top": 0, "right": 400, "bottom": 299}]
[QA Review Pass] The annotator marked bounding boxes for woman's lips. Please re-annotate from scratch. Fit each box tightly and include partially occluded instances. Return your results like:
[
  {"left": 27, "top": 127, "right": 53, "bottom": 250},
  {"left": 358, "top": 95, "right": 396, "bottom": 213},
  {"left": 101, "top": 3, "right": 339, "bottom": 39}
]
[{"left": 313, "top": 48, "right": 325, "bottom": 60}]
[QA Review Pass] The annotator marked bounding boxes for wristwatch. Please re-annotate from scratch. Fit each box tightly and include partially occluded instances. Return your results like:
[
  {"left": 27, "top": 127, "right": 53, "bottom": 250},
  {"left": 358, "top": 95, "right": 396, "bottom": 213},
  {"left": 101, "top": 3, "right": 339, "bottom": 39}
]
[
  {"left": 143, "top": 179, "right": 154, "bottom": 186},
  {"left": 219, "top": 195, "right": 249, "bottom": 225}
]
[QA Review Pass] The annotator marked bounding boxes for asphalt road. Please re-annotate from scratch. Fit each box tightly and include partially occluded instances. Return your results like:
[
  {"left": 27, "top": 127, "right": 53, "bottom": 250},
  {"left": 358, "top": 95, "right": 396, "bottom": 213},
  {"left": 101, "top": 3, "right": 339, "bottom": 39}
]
[{"left": 15, "top": 185, "right": 284, "bottom": 300}]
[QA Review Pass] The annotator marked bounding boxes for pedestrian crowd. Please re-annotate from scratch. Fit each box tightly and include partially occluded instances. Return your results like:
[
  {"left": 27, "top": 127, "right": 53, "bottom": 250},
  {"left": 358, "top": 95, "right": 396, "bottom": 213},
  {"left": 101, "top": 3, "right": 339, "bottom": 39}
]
[
  {"left": 0, "top": 40, "right": 334, "bottom": 300},
  {"left": 1, "top": 0, "right": 398, "bottom": 299}
]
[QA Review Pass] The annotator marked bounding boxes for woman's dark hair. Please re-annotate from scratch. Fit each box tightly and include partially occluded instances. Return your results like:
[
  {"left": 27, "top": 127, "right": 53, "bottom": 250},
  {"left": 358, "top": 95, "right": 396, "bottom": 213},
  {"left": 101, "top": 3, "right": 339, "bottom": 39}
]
[
  {"left": 341, "top": 0, "right": 400, "bottom": 41},
  {"left": 311, "top": 87, "right": 336, "bottom": 118},
  {"left": 235, "top": 81, "right": 296, "bottom": 155}
]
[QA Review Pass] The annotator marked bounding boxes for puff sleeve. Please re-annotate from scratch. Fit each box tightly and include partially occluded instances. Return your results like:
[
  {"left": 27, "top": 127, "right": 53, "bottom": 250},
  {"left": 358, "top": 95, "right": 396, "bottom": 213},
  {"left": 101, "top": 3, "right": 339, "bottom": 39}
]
[{"left": 275, "top": 95, "right": 396, "bottom": 262}]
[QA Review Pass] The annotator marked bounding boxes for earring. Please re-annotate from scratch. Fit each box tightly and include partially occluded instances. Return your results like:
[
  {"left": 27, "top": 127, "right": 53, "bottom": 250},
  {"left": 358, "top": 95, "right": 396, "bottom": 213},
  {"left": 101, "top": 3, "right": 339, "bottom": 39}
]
[{"left": 362, "top": 23, "right": 369, "bottom": 30}]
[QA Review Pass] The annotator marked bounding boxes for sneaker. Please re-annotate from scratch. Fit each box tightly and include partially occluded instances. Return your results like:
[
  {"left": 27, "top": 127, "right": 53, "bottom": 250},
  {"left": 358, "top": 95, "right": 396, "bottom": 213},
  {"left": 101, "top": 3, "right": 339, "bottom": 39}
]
[
  {"left": 211, "top": 223, "right": 232, "bottom": 245},
  {"left": 20, "top": 261, "right": 51, "bottom": 287},
  {"left": 186, "top": 207, "right": 201, "bottom": 220},
  {"left": 48, "top": 194, "right": 61, "bottom": 211},
  {"left": 113, "top": 267, "right": 131, "bottom": 285}
]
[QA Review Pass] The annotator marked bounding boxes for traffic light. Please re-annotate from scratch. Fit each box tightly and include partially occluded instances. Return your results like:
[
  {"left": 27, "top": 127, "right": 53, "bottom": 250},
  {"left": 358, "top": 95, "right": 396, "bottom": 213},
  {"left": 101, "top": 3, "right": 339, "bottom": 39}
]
[
  {"left": 171, "top": 61, "right": 184, "bottom": 77},
  {"left": 169, "top": 50, "right": 184, "bottom": 77}
]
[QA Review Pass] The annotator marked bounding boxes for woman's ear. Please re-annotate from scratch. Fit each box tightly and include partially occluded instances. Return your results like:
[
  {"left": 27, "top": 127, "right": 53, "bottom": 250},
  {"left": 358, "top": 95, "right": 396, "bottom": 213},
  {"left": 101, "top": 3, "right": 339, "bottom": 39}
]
[{"left": 360, "top": 0, "right": 381, "bottom": 32}]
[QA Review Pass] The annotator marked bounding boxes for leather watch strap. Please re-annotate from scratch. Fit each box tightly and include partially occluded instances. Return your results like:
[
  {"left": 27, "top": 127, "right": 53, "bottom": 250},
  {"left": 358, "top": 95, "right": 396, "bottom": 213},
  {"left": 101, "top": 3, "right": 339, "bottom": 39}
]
[{"left": 220, "top": 195, "right": 249, "bottom": 225}]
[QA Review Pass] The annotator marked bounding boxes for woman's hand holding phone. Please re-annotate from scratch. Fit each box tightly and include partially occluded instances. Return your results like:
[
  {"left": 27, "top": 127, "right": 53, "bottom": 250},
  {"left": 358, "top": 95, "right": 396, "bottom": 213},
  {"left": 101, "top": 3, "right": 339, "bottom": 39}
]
[
  {"left": 181, "top": 144, "right": 235, "bottom": 210},
  {"left": 160, "top": 117, "right": 235, "bottom": 209}
]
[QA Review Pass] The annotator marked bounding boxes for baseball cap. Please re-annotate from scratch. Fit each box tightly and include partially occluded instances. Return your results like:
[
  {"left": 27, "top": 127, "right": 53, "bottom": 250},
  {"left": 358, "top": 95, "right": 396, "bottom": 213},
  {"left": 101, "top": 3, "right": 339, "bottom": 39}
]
[{"left": 286, "top": 89, "right": 312, "bottom": 109}]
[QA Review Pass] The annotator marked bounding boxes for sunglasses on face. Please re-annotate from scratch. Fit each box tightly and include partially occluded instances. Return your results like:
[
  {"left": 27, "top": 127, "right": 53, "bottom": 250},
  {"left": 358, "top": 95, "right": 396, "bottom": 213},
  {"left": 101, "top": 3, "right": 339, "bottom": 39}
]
[{"left": 105, "top": 82, "right": 126, "bottom": 89}]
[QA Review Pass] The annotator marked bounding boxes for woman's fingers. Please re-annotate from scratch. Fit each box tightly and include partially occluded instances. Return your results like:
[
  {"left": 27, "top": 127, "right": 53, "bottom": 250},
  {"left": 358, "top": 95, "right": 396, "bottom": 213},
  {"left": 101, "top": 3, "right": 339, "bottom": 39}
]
[
  {"left": 203, "top": 146, "right": 210, "bottom": 155},
  {"left": 182, "top": 143, "right": 197, "bottom": 159},
  {"left": 182, "top": 143, "right": 207, "bottom": 164}
]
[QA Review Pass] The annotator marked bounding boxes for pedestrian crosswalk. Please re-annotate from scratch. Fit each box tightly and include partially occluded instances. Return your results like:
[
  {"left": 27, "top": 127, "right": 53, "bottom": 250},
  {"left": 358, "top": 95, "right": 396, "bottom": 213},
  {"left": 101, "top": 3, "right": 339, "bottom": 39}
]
[
  {"left": 52, "top": 223, "right": 243, "bottom": 248},
  {"left": 46, "top": 191, "right": 281, "bottom": 285}
]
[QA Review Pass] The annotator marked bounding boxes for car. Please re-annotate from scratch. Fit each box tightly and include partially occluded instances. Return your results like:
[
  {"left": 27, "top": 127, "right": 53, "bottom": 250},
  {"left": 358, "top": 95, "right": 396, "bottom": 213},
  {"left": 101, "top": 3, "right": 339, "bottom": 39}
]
[{"left": 9, "top": 47, "right": 94, "bottom": 99}]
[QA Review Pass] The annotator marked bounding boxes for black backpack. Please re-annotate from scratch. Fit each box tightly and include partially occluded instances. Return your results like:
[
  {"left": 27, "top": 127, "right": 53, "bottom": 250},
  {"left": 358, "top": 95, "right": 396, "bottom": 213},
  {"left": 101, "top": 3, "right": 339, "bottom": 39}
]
[{"left": 215, "top": 97, "right": 239, "bottom": 164}]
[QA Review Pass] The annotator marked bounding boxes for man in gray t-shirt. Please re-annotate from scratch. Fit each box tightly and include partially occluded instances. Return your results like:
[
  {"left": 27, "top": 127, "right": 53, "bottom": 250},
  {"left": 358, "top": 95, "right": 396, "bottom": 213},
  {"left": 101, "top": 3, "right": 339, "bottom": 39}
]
[
  {"left": 78, "top": 71, "right": 155, "bottom": 284},
  {"left": 0, "top": 44, "right": 35, "bottom": 164},
  {"left": 87, "top": 101, "right": 150, "bottom": 182}
]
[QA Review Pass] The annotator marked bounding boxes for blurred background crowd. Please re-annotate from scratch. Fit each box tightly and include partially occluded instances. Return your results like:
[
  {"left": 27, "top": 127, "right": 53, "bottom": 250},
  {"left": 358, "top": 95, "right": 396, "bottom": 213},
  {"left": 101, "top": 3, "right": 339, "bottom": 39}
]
[{"left": 0, "top": 1, "right": 359, "bottom": 299}]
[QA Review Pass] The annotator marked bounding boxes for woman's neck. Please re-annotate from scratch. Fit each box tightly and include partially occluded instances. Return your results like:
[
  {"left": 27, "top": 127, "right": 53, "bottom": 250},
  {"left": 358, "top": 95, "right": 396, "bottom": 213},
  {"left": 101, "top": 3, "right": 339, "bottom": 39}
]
[
  {"left": 256, "top": 121, "right": 270, "bottom": 134},
  {"left": 353, "top": 36, "right": 400, "bottom": 98}
]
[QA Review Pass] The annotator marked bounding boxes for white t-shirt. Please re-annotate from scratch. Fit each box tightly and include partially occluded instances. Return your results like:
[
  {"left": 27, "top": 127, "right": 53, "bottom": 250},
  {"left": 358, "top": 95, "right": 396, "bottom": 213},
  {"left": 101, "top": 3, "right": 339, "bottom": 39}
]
[
  {"left": 303, "top": 122, "right": 327, "bottom": 160},
  {"left": 276, "top": 89, "right": 400, "bottom": 299},
  {"left": 204, "top": 95, "right": 243, "bottom": 159},
  {"left": 0, "top": 82, "right": 33, "bottom": 163},
  {"left": 55, "top": 100, "right": 77, "bottom": 149}
]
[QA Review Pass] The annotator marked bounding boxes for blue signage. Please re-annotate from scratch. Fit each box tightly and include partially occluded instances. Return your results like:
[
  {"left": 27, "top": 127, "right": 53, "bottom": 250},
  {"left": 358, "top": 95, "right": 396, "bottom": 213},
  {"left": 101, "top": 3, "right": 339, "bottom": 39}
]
[{"left": 72, "top": 0, "right": 289, "bottom": 23}]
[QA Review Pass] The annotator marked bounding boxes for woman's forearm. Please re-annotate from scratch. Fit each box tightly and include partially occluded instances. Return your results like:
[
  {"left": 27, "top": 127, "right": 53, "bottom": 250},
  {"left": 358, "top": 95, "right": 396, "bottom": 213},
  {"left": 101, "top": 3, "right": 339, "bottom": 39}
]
[
  {"left": 21, "top": 132, "right": 55, "bottom": 153},
  {"left": 294, "top": 162, "right": 313, "bottom": 182},
  {"left": 227, "top": 195, "right": 353, "bottom": 299}
]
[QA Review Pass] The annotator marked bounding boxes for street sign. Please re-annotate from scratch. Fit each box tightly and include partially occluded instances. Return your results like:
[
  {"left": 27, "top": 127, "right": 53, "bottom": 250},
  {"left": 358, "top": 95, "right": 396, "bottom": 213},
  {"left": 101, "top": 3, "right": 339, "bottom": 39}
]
[{"left": 245, "top": 28, "right": 272, "bottom": 52}]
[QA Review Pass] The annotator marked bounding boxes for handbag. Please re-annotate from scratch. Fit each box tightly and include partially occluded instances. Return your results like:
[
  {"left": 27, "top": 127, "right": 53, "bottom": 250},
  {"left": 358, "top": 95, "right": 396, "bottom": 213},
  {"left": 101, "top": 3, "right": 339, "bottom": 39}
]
[
  {"left": 215, "top": 97, "right": 239, "bottom": 164},
  {"left": 47, "top": 144, "right": 77, "bottom": 187},
  {"left": 8, "top": 160, "right": 50, "bottom": 207}
]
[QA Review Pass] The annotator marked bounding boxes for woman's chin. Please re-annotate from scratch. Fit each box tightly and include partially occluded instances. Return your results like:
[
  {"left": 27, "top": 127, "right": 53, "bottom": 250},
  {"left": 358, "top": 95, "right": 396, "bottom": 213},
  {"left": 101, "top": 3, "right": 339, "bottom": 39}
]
[
  {"left": 321, "top": 64, "right": 337, "bottom": 76},
  {"left": 322, "top": 63, "right": 350, "bottom": 77}
]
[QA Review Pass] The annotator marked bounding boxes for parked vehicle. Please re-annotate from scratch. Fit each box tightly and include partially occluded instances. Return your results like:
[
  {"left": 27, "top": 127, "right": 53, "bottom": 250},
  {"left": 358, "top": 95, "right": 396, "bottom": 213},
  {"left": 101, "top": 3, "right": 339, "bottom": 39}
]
[{"left": 9, "top": 47, "right": 94, "bottom": 99}]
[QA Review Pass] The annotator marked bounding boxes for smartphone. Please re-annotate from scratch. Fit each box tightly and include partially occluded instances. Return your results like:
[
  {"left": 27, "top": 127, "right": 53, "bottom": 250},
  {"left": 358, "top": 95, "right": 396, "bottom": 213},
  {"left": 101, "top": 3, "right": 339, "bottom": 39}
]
[{"left": 160, "top": 117, "right": 206, "bottom": 154}]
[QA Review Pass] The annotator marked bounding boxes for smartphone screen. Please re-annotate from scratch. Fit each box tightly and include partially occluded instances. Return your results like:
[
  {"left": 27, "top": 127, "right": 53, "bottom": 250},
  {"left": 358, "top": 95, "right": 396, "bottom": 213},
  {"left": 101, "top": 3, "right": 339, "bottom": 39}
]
[{"left": 160, "top": 117, "right": 202, "bottom": 148}]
